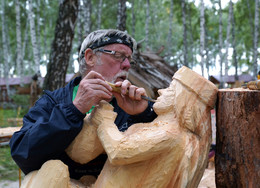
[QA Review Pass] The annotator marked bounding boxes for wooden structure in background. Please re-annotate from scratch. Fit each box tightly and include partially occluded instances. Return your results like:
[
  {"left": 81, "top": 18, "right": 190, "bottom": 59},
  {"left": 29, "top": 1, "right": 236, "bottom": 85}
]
[{"left": 215, "top": 88, "right": 260, "bottom": 187}]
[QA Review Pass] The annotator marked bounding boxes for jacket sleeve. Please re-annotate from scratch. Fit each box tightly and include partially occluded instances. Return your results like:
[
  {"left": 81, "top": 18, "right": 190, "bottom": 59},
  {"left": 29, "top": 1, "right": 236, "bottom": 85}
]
[
  {"left": 9, "top": 93, "right": 86, "bottom": 175},
  {"left": 129, "top": 101, "right": 157, "bottom": 124}
]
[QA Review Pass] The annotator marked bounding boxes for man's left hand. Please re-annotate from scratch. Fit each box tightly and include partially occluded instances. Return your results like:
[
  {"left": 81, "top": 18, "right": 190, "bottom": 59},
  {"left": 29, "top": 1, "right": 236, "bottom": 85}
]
[{"left": 112, "top": 80, "right": 148, "bottom": 115}]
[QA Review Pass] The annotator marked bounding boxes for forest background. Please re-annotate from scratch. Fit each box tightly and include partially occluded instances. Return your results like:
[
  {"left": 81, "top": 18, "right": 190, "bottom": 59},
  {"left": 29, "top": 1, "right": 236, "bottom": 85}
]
[{"left": 0, "top": 0, "right": 259, "bottom": 91}]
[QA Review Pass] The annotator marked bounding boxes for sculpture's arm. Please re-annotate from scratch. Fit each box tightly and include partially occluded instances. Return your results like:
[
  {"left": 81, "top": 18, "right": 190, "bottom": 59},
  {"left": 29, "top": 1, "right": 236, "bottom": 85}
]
[
  {"left": 98, "top": 118, "right": 177, "bottom": 166},
  {"left": 65, "top": 114, "right": 104, "bottom": 164}
]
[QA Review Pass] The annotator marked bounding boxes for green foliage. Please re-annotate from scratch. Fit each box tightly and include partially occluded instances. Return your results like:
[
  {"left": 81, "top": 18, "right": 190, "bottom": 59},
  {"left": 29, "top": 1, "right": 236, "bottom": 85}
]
[
  {"left": 0, "top": 0, "right": 258, "bottom": 77},
  {"left": 10, "top": 95, "right": 30, "bottom": 117}
]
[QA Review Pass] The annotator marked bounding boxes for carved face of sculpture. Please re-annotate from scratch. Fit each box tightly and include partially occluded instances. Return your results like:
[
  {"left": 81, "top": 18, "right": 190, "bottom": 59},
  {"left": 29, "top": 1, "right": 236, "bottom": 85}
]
[{"left": 153, "top": 81, "right": 176, "bottom": 115}]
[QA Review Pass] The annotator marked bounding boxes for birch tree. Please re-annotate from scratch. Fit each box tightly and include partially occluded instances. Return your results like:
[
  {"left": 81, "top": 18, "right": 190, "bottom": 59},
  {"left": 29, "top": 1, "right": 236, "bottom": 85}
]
[
  {"left": 1, "top": 0, "right": 10, "bottom": 99},
  {"left": 117, "top": 0, "right": 127, "bottom": 31},
  {"left": 83, "top": 0, "right": 92, "bottom": 36},
  {"left": 145, "top": 0, "right": 150, "bottom": 48},
  {"left": 218, "top": 0, "right": 224, "bottom": 88},
  {"left": 167, "top": 0, "right": 174, "bottom": 56},
  {"left": 199, "top": 0, "right": 205, "bottom": 77},
  {"left": 43, "top": 0, "right": 78, "bottom": 91},
  {"left": 131, "top": 0, "right": 135, "bottom": 38},
  {"left": 224, "top": 0, "right": 232, "bottom": 84},
  {"left": 181, "top": 0, "right": 188, "bottom": 67},
  {"left": 230, "top": 1, "right": 238, "bottom": 80},
  {"left": 28, "top": 0, "right": 41, "bottom": 74},
  {"left": 97, "top": 0, "right": 103, "bottom": 29},
  {"left": 16, "top": 0, "right": 22, "bottom": 78},
  {"left": 253, "top": 0, "right": 259, "bottom": 77}
]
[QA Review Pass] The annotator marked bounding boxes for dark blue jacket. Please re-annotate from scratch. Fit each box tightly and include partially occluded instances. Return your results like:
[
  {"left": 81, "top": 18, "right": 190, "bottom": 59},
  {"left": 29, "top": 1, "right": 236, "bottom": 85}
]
[{"left": 10, "top": 77, "right": 157, "bottom": 179}]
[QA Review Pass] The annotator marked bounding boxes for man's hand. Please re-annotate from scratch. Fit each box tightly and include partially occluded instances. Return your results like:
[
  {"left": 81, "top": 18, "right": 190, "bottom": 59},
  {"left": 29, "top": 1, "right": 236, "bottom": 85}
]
[
  {"left": 112, "top": 80, "right": 148, "bottom": 115},
  {"left": 73, "top": 71, "right": 113, "bottom": 114}
]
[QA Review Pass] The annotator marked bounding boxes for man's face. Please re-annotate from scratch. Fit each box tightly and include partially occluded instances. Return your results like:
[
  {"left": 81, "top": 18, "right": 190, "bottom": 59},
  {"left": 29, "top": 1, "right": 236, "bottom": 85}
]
[{"left": 92, "top": 43, "right": 132, "bottom": 83}]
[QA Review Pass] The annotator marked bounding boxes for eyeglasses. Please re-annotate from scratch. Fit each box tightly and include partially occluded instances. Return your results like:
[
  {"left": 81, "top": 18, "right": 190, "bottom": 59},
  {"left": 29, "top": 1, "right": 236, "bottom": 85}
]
[{"left": 95, "top": 48, "right": 136, "bottom": 67}]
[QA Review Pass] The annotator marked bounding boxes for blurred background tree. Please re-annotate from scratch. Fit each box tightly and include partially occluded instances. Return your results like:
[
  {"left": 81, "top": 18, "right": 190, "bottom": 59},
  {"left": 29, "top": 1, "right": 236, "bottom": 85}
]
[{"left": 0, "top": 0, "right": 259, "bottom": 90}]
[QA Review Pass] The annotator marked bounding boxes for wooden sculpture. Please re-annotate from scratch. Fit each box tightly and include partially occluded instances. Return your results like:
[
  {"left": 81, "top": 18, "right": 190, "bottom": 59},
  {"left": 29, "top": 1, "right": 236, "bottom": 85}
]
[{"left": 21, "top": 66, "right": 218, "bottom": 188}]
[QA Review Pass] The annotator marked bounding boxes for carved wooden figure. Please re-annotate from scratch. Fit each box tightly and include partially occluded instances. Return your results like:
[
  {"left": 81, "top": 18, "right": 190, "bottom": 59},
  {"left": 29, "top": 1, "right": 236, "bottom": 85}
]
[{"left": 20, "top": 66, "right": 218, "bottom": 188}]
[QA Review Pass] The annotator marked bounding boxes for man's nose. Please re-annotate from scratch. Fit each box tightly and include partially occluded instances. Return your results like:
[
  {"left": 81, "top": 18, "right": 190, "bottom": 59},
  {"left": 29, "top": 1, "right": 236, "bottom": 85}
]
[{"left": 121, "top": 58, "right": 131, "bottom": 71}]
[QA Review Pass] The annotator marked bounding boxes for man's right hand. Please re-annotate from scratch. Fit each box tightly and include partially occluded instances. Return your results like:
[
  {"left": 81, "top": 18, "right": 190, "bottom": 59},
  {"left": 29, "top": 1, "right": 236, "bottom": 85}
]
[{"left": 73, "top": 71, "right": 113, "bottom": 114}]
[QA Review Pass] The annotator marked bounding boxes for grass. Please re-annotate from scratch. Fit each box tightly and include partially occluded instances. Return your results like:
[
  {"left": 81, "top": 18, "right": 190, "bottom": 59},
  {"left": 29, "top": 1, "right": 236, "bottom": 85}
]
[
  {"left": 0, "top": 147, "right": 21, "bottom": 181},
  {"left": 0, "top": 107, "right": 27, "bottom": 182}
]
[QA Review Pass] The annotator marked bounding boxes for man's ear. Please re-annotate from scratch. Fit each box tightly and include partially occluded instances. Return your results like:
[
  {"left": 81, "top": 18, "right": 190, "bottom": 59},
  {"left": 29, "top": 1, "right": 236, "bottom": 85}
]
[{"left": 84, "top": 48, "right": 96, "bottom": 67}]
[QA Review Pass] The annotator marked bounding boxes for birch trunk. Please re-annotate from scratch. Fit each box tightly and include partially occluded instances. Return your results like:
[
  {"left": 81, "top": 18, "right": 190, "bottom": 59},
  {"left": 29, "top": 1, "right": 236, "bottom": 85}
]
[
  {"left": 145, "top": 0, "right": 150, "bottom": 49},
  {"left": 253, "top": 0, "right": 259, "bottom": 78},
  {"left": 200, "top": 0, "right": 205, "bottom": 77},
  {"left": 97, "top": 0, "right": 102, "bottom": 29},
  {"left": 117, "top": 0, "right": 127, "bottom": 31},
  {"left": 167, "top": 0, "right": 174, "bottom": 55},
  {"left": 1, "top": 0, "right": 10, "bottom": 100},
  {"left": 218, "top": 0, "right": 224, "bottom": 88},
  {"left": 224, "top": 0, "right": 232, "bottom": 86},
  {"left": 230, "top": 1, "right": 238, "bottom": 81},
  {"left": 187, "top": 3, "right": 194, "bottom": 68},
  {"left": 28, "top": 0, "right": 41, "bottom": 74},
  {"left": 181, "top": 0, "right": 188, "bottom": 67},
  {"left": 43, "top": 0, "right": 78, "bottom": 91},
  {"left": 77, "top": 2, "right": 83, "bottom": 48},
  {"left": 83, "top": 0, "right": 92, "bottom": 35},
  {"left": 15, "top": 0, "right": 22, "bottom": 78},
  {"left": 131, "top": 0, "right": 135, "bottom": 38}
]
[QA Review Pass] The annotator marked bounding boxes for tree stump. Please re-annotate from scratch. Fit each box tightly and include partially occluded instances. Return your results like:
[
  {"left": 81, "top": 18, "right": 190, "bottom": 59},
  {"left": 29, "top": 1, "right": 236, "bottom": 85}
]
[{"left": 215, "top": 88, "right": 260, "bottom": 188}]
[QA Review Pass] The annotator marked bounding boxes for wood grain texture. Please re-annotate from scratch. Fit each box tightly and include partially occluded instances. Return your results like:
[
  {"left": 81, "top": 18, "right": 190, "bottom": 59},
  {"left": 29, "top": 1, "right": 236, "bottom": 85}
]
[{"left": 215, "top": 88, "right": 260, "bottom": 188}]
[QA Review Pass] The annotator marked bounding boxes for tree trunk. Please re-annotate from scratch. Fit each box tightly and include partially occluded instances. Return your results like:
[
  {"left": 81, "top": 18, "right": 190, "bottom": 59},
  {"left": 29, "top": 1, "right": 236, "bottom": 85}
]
[
  {"left": 200, "top": 0, "right": 205, "bottom": 77},
  {"left": 224, "top": 0, "right": 232, "bottom": 86},
  {"left": 117, "top": 0, "right": 127, "bottom": 31},
  {"left": 97, "top": 0, "right": 103, "bottom": 29},
  {"left": 181, "top": 0, "right": 188, "bottom": 67},
  {"left": 167, "top": 0, "right": 174, "bottom": 56},
  {"left": 187, "top": 3, "right": 194, "bottom": 68},
  {"left": 253, "top": 0, "right": 259, "bottom": 78},
  {"left": 28, "top": 0, "right": 41, "bottom": 74},
  {"left": 215, "top": 88, "right": 260, "bottom": 188},
  {"left": 43, "top": 0, "right": 78, "bottom": 91},
  {"left": 230, "top": 1, "right": 238, "bottom": 81},
  {"left": 1, "top": 0, "right": 10, "bottom": 100},
  {"left": 145, "top": 0, "right": 150, "bottom": 49},
  {"left": 83, "top": 0, "right": 92, "bottom": 36},
  {"left": 131, "top": 0, "right": 135, "bottom": 38},
  {"left": 218, "top": 0, "right": 224, "bottom": 88},
  {"left": 15, "top": 0, "right": 22, "bottom": 78}
]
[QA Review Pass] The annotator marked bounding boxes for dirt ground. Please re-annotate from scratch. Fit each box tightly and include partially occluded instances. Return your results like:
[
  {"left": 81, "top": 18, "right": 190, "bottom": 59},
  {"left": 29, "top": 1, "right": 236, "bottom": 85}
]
[{"left": 0, "top": 167, "right": 216, "bottom": 188}]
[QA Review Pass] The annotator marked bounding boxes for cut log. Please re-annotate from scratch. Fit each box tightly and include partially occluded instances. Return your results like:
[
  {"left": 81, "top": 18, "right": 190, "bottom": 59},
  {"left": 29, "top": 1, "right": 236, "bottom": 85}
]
[{"left": 215, "top": 88, "right": 260, "bottom": 188}]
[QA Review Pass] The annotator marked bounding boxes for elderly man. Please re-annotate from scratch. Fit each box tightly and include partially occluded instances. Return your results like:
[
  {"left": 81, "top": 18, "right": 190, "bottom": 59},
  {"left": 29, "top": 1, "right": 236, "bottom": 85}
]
[{"left": 10, "top": 29, "right": 157, "bottom": 180}]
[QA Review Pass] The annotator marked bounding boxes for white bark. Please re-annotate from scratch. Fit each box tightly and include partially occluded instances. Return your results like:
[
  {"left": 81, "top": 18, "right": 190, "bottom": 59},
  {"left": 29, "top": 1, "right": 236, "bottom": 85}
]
[
  {"left": 230, "top": 1, "right": 238, "bottom": 80},
  {"left": 218, "top": 0, "right": 224, "bottom": 87},
  {"left": 200, "top": 0, "right": 205, "bottom": 77},
  {"left": 16, "top": 0, "right": 22, "bottom": 78},
  {"left": 28, "top": 0, "right": 41, "bottom": 73},
  {"left": 181, "top": 0, "right": 188, "bottom": 66},
  {"left": 145, "top": 0, "right": 150, "bottom": 48},
  {"left": 131, "top": 0, "right": 135, "bottom": 38},
  {"left": 167, "top": 0, "right": 174, "bottom": 55},
  {"left": 83, "top": 0, "right": 92, "bottom": 35},
  {"left": 97, "top": 0, "right": 103, "bottom": 29},
  {"left": 224, "top": 0, "right": 232, "bottom": 83},
  {"left": 1, "top": 0, "right": 10, "bottom": 99},
  {"left": 253, "top": 0, "right": 259, "bottom": 77}
]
